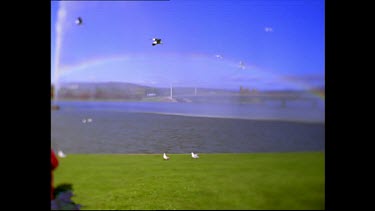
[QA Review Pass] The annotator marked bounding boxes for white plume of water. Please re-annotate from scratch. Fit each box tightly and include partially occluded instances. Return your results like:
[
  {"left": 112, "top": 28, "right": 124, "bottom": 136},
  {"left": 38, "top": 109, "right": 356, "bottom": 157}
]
[{"left": 53, "top": 2, "right": 68, "bottom": 103}]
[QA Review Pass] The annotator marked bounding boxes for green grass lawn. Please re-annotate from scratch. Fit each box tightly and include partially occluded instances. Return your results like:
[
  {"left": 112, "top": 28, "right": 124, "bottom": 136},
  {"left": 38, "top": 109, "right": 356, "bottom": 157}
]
[{"left": 54, "top": 152, "right": 324, "bottom": 210}]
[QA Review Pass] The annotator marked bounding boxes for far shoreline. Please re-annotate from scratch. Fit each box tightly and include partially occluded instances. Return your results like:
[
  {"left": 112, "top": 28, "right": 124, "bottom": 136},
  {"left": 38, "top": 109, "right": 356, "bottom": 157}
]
[
  {"left": 51, "top": 100, "right": 325, "bottom": 124},
  {"left": 133, "top": 111, "right": 325, "bottom": 125}
]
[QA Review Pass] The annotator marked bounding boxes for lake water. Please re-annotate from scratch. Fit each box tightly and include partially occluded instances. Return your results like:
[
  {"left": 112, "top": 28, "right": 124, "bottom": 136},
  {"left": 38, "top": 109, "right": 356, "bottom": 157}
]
[{"left": 51, "top": 101, "right": 325, "bottom": 154}]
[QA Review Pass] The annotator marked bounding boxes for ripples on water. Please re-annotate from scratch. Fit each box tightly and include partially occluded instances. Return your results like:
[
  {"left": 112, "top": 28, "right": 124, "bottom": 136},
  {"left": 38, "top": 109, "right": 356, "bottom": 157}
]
[{"left": 51, "top": 102, "right": 325, "bottom": 154}]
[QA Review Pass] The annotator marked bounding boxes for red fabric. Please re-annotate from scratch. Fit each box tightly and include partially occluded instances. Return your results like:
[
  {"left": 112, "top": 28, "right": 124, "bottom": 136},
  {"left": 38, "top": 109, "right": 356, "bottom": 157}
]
[{"left": 51, "top": 149, "right": 59, "bottom": 199}]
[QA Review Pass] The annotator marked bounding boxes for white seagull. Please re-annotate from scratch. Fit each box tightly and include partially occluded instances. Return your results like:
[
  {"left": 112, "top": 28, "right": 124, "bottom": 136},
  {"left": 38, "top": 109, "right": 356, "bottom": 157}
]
[
  {"left": 163, "top": 153, "right": 170, "bottom": 160},
  {"left": 215, "top": 54, "right": 223, "bottom": 59},
  {"left": 191, "top": 152, "right": 199, "bottom": 159},
  {"left": 58, "top": 150, "right": 66, "bottom": 158}
]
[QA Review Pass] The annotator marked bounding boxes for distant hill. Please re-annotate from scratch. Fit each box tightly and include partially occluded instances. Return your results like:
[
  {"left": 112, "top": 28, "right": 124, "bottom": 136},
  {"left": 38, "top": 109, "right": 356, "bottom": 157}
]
[
  {"left": 54, "top": 82, "right": 234, "bottom": 101},
  {"left": 57, "top": 82, "right": 149, "bottom": 100},
  {"left": 52, "top": 82, "right": 324, "bottom": 102}
]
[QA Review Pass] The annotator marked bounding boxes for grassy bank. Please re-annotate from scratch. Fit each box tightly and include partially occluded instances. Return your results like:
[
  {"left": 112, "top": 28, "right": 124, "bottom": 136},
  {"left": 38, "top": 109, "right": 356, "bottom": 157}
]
[{"left": 54, "top": 152, "right": 324, "bottom": 210}]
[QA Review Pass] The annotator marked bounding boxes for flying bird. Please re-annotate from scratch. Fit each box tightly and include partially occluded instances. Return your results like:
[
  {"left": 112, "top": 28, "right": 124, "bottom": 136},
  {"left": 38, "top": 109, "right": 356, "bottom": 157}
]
[
  {"left": 191, "top": 152, "right": 199, "bottom": 159},
  {"left": 264, "top": 27, "right": 273, "bottom": 32},
  {"left": 75, "top": 17, "right": 83, "bottom": 25},
  {"left": 215, "top": 54, "right": 223, "bottom": 59},
  {"left": 152, "top": 38, "right": 162, "bottom": 46},
  {"left": 58, "top": 150, "right": 66, "bottom": 158},
  {"left": 163, "top": 153, "right": 170, "bottom": 160}
]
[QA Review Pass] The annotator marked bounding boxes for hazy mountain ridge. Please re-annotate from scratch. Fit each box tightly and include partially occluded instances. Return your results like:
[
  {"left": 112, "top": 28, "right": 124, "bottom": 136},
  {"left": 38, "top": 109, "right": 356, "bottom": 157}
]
[{"left": 52, "top": 82, "right": 324, "bottom": 102}]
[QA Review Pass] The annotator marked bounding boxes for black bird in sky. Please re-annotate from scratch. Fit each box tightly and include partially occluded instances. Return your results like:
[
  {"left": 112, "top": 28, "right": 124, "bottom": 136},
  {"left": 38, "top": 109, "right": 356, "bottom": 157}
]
[
  {"left": 152, "top": 38, "right": 162, "bottom": 46},
  {"left": 75, "top": 17, "right": 83, "bottom": 25}
]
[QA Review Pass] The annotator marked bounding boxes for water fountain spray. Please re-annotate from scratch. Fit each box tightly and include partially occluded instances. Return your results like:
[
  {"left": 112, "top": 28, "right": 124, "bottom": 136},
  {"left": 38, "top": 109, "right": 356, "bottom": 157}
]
[{"left": 52, "top": 2, "right": 68, "bottom": 105}]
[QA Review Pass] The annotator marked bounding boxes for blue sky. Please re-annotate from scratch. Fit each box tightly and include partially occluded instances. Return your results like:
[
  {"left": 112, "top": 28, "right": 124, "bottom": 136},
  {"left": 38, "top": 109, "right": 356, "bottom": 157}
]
[{"left": 51, "top": 0, "right": 324, "bottom": 91}]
